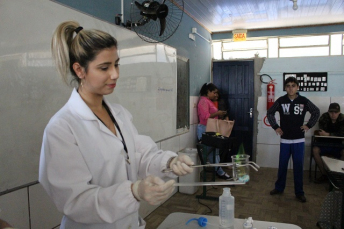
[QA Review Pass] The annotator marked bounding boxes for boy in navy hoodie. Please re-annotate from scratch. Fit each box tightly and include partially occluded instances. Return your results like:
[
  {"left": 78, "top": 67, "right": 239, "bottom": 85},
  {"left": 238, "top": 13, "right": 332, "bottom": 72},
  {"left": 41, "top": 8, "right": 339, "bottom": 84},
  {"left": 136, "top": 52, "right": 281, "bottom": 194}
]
[{"left": 267, "top": 77, "right": 320, "bottom": 203}]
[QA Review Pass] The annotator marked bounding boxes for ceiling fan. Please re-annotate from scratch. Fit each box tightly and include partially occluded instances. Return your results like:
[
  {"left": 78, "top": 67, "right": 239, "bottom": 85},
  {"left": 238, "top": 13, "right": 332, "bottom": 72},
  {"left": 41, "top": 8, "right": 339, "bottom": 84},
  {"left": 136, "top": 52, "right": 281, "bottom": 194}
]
[{"left": 128, "top": 0, "right": 184, "bottom": 43}]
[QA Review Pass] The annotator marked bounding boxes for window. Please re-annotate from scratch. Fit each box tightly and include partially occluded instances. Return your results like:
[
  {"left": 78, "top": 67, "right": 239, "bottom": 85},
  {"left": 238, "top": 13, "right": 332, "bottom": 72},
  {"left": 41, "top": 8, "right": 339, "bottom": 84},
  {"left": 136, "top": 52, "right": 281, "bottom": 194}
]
[
  {"left": 212, "top": 41, "right": 222, "bottom": 60},
  {"left": 279, "top": 35, "right": 330, "bottom": 57},
  {"left": 223, "top": 40, "right": 267, "bottom": 50},
  {"left": 212, "top": 33, "right": 344, "bottom": 59},
  {"left": 223, "top": 50, "right": 267, "bottom": 59},
  {"left": 221, "top": 40, "right": 267, "bottom": 59},
  {"left": 279, "top": 47, "right": 329, "bottom": 57},
  {"left": 330, "top": 34, "right": 343, "bottom": 55},
  {"left": 268, "top": 38, "right": 278, "bottom": 58},
  {"left": 279, "top": 35, "right": 329, "bottom": 47}
]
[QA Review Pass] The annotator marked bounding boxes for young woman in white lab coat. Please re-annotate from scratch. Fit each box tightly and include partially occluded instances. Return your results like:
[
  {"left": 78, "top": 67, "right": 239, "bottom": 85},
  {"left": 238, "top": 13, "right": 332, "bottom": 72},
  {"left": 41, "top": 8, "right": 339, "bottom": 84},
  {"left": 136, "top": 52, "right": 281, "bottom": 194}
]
[{"left": 39, "top": 21, "right": 194, "bottom": 229}]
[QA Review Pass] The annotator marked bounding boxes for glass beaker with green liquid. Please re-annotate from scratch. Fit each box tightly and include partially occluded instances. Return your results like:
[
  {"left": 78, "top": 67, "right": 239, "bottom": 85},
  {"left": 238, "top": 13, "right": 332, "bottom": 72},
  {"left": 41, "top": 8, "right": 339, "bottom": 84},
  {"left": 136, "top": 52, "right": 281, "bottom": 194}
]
[{"left": 231, "top": 154, "right": 250, "bottom": 182}]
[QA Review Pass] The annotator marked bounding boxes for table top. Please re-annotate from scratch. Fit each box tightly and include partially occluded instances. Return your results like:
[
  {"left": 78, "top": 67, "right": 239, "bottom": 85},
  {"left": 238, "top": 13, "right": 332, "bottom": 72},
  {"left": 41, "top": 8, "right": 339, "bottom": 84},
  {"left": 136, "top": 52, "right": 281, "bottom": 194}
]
[
  {"left": 322, "top": 156, "right": 344, "bottom": 173},
  {"left": 313, "top": 135, "right": 344, "bottom": 139},
  {"left": 157, "top": 212, "right": 302, "bottom": 229}
]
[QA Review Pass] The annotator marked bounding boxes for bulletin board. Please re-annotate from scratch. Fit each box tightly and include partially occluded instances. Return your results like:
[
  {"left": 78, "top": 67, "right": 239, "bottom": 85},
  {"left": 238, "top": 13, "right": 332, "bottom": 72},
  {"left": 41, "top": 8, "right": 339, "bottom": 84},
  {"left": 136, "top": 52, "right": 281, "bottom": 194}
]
[
  {"left": 283, "top": 72, "right": 328, "bottom": 92},
  {"left": 177, "top": 56, "right": 190, "bottom": 129}
]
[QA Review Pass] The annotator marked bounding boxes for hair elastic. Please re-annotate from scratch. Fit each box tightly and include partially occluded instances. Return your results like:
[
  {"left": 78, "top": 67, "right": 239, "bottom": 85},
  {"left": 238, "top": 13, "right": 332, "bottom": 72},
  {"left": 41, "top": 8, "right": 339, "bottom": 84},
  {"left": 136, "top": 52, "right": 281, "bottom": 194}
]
[{"left": 75, "top": 26, "right": 83, "bottom": 34}]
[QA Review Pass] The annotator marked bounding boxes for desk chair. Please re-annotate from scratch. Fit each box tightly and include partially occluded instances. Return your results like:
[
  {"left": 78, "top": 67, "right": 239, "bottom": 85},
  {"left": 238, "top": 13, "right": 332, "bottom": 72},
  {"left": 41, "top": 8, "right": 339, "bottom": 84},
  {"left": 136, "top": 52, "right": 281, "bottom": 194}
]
[
  {"left": 309, "top": 148, "right": 320, "bottom": 180},
  {"left": 196, "top": 143, "right": 218, "bottom": 200},
  {"left": 196, "top": 143, "right": 217, "bottom": 175},
  {"left": 310, "top": 135, "right": 321, "bottom": 180}
]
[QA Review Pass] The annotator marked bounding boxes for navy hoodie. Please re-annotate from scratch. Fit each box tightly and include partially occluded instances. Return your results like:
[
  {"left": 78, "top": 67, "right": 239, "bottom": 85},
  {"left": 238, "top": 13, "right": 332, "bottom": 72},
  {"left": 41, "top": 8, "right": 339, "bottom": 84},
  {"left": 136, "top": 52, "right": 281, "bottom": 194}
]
[{"left": 267, "top": 94, "right": 320, "bottom": 140}]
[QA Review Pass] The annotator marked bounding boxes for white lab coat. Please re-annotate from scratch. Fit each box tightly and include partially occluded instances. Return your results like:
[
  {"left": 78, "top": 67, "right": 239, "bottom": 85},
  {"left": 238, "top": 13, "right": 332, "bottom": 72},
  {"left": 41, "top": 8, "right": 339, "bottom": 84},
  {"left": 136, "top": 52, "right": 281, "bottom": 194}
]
[{"left": 39, "top": 89, "right": 177, "bottom": 229}]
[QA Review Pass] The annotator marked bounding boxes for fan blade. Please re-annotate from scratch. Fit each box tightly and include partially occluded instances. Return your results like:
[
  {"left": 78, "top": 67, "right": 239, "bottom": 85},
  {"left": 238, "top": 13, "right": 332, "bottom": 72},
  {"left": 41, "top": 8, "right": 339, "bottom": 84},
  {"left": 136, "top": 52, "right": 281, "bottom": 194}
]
[
  {"left": 135, "top": 1, "right": 158, "bottom": 15},
  {"left": 157, "top": 4, "right": 168, "bottom": 19},
  {"left": 159, "top": 17, "right": 166, "bottom": 36}
]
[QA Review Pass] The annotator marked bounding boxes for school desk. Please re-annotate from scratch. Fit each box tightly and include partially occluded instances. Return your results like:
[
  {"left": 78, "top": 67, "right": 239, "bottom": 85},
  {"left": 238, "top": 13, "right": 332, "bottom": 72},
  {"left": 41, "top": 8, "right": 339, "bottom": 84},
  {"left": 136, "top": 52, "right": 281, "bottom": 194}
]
[{"left": 309, "top": 135, "right": 344, "bottom": 180}]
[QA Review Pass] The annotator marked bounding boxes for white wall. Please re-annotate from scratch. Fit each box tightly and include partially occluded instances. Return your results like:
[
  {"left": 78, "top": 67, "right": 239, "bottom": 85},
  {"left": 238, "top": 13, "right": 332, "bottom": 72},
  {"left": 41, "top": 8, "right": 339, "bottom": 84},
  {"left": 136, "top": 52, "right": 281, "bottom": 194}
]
[
  {"left": 256, "top": 56, "right": 344, "bottom": 169},
  {"left": 0, "top": 96, "right": 200, "bottom": 229},
  {"left": 0, "top": 127, "right": 199, "bottom": 229}
]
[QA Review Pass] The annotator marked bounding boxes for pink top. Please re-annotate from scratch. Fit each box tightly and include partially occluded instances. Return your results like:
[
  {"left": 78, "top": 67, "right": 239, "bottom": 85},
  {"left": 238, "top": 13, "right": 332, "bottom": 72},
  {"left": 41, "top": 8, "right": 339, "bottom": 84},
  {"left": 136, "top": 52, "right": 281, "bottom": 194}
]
[{"left": 197, "top": 96, "right": 218, "bottom": 125}]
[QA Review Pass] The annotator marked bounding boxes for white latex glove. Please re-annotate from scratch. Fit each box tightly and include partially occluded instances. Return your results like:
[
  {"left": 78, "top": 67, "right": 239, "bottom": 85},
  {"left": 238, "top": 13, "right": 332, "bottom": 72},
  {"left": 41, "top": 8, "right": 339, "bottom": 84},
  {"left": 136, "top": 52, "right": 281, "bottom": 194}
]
[
  {"left": 132, "top": 176, "right": 175, "bottom": 205},
  {"left": 169, "top": 154, "right": 194, "bottom": 176}
]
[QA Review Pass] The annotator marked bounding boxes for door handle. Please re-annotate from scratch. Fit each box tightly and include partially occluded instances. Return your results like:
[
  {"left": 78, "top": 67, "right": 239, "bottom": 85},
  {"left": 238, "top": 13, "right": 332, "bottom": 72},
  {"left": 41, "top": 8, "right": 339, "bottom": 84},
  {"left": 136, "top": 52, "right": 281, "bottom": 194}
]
[{"left": 247, "top": 108, "right": 253, "bottom": 118}]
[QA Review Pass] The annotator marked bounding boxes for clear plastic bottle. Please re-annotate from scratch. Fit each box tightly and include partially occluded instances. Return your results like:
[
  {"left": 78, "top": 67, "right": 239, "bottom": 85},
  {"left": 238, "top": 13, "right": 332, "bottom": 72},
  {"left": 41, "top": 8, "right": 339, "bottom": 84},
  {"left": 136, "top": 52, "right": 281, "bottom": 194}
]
[{"left": 219, "top": 188, "right": 234, "bottom": 228}]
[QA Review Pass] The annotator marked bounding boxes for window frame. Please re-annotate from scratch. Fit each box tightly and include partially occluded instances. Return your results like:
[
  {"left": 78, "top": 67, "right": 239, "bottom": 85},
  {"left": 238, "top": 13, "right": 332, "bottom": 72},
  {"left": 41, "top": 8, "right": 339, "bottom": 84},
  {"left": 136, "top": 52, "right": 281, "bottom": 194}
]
[{"left": 212, "top": 33, "right": 344, "bottom": 60}]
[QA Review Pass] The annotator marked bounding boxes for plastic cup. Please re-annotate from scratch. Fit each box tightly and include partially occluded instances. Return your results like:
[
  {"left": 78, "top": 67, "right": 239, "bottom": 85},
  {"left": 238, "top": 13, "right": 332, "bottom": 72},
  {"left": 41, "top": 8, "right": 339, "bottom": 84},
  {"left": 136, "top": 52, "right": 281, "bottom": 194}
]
[{"left": 231, "top": 154, "right": 250, "bottom": 182}]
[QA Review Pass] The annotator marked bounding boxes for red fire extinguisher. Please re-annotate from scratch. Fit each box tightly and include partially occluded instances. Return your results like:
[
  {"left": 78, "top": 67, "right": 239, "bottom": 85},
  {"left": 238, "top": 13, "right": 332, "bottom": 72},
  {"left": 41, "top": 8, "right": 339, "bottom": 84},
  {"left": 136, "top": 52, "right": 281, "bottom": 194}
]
[{"left": 267, "top": 79, "right": 276, "bottom": 110}]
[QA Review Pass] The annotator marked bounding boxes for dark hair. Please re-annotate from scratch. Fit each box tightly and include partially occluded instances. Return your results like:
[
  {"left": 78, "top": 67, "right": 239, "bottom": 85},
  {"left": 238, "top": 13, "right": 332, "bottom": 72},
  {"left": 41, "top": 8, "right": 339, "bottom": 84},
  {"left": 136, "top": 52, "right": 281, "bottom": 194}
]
[
  {"left": 51, "top": 21, "right": 118, "bottom": 85},
  {"left": 284, "top": 77, "right": 299, "bottom": 87},
  {"left": 199, "top": 83, "right": 218, "bottom": 96}
]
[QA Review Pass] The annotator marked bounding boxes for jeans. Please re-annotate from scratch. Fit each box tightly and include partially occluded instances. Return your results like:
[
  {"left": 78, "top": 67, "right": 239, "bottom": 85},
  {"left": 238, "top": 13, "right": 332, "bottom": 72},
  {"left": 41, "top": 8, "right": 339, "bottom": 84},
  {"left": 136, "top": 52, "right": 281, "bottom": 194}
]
[{"left": 197, "top": 124, "right": 225, "bottom": 176}]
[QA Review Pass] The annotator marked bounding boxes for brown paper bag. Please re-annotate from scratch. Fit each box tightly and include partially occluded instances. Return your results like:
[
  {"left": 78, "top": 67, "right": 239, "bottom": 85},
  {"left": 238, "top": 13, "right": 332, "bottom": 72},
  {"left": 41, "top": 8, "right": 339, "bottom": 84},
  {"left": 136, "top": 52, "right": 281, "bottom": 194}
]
[{"left": 205, "top": 118, "right": 235, "bottom": 137}]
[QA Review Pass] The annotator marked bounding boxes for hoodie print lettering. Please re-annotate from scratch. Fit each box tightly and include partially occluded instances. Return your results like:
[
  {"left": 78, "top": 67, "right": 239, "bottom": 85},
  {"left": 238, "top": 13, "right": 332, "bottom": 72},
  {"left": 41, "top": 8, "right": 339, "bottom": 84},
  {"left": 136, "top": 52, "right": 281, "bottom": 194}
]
[
  {"left": 281, "top": 104, "right": 290, "bottom": 115},
  {"left": 294, "top": 104, "right": 304, "bottom": 115},
  {"left": 281, "top": 103, "right": 304, "bottom": 115}
]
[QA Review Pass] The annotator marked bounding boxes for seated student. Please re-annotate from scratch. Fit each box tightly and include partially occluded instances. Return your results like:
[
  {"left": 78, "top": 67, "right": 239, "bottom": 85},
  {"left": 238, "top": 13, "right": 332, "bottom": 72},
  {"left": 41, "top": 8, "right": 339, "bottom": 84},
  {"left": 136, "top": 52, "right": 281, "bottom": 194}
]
[{"left": 313, "top": 103, "right": 344, "bottom": 183}]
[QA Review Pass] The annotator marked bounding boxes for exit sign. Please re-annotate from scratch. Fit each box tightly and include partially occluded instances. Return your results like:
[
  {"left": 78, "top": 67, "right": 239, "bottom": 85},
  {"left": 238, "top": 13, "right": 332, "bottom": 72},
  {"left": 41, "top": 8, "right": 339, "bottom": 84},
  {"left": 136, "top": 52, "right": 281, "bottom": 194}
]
[
  {"left": 233, "top": 33, "right": 246, "bottom": 41},
  {"left": 232, "top": 29, "right": 247, "bottom": 42}
]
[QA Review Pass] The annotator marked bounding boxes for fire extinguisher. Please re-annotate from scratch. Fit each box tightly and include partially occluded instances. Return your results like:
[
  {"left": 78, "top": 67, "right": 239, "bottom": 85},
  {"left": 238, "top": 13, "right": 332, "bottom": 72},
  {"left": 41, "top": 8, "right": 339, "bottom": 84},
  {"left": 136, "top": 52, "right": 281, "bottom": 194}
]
[{"left": 267, "top": 79, "right": 276, "bottom": 110}]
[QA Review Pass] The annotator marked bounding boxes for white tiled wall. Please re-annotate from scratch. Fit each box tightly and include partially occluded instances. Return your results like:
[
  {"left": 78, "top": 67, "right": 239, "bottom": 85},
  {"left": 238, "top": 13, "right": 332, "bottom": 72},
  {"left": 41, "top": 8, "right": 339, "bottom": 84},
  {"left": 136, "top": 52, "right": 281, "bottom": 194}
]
[
  {"left": 139, "top": 96, "right": 200, "bottom": 218},
  {"left": 304, "top": 96, "right": 330, "bottom": 123},
  {"left": 160, "top": 135, "right": 180, "bottom": 153},
  {"left": 190, "top": 96, "right": 199, "bottom": 125},
  {"left": 0, "top": 189, "right": 29, "bottom": 228},
  {"left": 256, "top": 143, "right": 280, "bottom": 168},
  {"left": 29, "top": 184, "right": 62, "bottom": 229},
  {"left": 330, "top": 96, "right": 344, "bottom": 107},
  {"left": 0, "top": 99, "right": 200, "bottom": 229}
]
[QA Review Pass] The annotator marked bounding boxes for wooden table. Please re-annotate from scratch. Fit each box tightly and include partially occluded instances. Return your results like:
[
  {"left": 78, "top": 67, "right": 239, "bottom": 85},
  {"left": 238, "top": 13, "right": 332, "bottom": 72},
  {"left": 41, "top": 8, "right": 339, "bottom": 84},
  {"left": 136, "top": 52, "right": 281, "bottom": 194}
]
[
  {"left": 157, "top": 212, "right": 302, "bottom": 229},
  {"left": 309, "top": 135, "right": 344, "bottom": 180}
]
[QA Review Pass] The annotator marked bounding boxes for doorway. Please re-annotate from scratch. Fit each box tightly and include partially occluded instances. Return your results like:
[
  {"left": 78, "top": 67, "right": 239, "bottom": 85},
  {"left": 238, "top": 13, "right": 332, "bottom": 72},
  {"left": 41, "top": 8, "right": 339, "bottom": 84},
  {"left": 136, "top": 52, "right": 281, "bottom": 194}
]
[{"left": 213, "top": 60, "right": 254, "bottom": 159}]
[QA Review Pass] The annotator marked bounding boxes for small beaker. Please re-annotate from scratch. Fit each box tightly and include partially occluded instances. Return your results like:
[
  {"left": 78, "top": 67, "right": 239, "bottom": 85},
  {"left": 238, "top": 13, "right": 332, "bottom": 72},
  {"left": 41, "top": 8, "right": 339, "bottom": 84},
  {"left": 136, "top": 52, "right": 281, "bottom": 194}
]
[{"left": 231, "top": 154, "right": 250, "bottom": 182}]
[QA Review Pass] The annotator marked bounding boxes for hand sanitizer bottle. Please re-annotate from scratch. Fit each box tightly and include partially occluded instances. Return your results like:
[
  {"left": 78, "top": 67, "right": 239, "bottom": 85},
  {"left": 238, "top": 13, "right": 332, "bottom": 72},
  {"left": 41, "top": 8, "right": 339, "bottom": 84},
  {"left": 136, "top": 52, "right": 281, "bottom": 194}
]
[{"left": 219, "top": 188, "right": 234, "bottom": 228}]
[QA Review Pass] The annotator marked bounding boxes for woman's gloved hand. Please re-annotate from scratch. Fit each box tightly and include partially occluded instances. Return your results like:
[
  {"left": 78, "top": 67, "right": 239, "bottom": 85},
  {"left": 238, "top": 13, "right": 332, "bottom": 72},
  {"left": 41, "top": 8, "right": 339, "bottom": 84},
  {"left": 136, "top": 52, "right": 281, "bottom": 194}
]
[
  {"left": 132, "top": 176, "right": 175, "bottom": 205},
  {"left": 169, "top": 154, "right": 194, "bottom": 176}
]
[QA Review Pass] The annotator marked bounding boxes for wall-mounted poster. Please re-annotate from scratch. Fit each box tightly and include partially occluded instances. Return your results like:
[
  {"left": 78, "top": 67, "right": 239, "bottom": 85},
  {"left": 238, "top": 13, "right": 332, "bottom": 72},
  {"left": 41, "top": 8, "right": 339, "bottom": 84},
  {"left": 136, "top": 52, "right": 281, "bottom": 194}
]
[{"left": 283, "top": 72, "right": 327, "bottom": 92}]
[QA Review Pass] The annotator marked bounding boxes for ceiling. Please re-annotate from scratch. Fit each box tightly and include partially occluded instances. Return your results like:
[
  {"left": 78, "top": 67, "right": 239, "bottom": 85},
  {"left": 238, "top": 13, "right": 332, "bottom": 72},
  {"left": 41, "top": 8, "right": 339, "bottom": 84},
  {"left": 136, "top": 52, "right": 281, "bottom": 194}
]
[{"left": 182, "top": 0, "right": 344, "bottom": 33}]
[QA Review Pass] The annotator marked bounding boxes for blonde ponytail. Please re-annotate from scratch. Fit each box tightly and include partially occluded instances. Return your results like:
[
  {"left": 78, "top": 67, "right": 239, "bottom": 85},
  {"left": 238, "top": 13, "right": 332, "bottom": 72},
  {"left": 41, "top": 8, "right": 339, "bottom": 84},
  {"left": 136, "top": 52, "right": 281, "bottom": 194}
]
[{"left": 51, "top": 21, "right": 117, "bottom": 85}]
